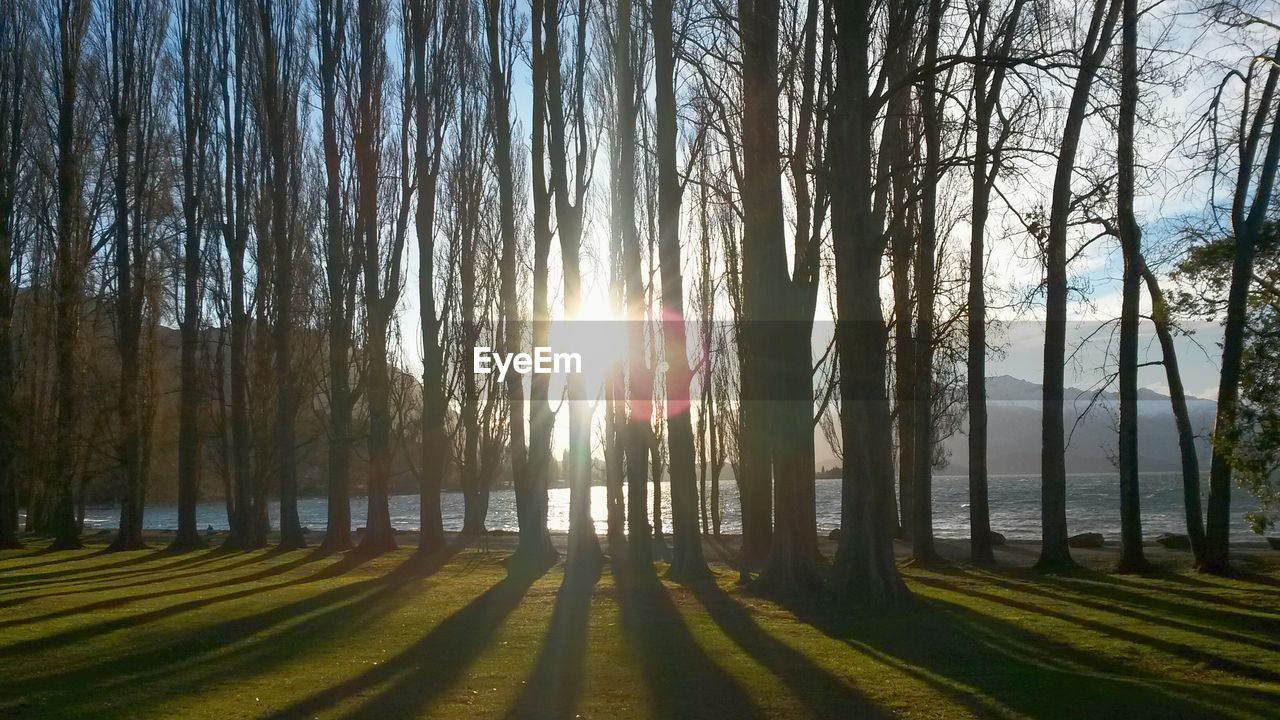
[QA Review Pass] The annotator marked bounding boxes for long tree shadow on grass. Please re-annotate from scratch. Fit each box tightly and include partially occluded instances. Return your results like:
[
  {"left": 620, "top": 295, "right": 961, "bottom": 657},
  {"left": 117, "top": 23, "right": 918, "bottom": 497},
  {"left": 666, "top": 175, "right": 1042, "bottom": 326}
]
[
  {"left": 0, "top": 549, "right": 370, "bottom": 660},
  {"left": 800, "top": 581, "right": 1280, "bottom": 720},
  {"left": 1090, "top": 567, "right": 1280, "bottom": 615},
  {"left": 689, "top": 579, "right": 892, "bottom": 719},
  {"left": 910, "top": 572, "right": 1280, "bottom": 684},
  {"left": 0, "top": 541, "right": 292, "bottom": 596},
  {"left": 971, "top": 568, "right": 1280, "bottom": 652},
  {"left": 0, "top": 548, "right": 463, "bottom": 717},
  {"left": 501, "top": 564, "right": 599, "bottom": 719},
  {"left": 0, "top": 548, "right": 303, "bottom": 610},
  {"left": 613, "top": 560, "right": 766, "bottom": 720},
  {"left": 0, "top": 545, "right": 202, "bottom": 587},
  {"left": 0, "top": 547, "right": 337, "bottom": 631},
  {"left": 263, "top": 563, "right": 546, "bottom": 720}
]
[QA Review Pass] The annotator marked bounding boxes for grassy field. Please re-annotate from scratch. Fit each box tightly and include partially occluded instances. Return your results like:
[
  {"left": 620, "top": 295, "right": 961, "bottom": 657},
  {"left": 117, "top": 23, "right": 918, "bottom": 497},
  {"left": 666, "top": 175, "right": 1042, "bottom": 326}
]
[{"left": 2, "top": 533, "right": 1279, "bottom": 719}]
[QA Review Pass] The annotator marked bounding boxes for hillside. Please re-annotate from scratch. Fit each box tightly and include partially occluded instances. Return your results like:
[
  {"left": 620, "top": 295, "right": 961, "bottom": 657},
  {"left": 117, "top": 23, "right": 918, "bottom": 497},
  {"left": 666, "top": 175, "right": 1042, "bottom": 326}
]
[{"left": 935, "top": 375, "right": 1218, "bottom": 475}]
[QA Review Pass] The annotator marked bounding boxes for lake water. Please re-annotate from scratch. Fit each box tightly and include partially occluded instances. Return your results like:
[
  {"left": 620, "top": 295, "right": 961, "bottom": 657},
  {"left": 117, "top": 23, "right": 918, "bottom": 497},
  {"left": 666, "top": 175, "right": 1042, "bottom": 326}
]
[{"left": 73, "top": 473, "right": 1266, "bottom": 543}]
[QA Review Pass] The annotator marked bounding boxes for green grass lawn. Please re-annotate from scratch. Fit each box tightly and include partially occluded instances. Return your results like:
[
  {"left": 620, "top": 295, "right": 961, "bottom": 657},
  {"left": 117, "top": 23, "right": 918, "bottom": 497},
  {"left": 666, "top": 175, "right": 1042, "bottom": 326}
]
[{"left": 2, "top": 534, "right": 1279, "bottom": 719}]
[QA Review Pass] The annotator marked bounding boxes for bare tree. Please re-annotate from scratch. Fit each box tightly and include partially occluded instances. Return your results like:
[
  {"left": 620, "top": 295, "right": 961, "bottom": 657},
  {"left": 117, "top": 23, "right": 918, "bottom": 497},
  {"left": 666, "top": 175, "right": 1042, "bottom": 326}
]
[
  {"left": 219, "top": 0, "right": 261, "bottom": 550},
  {"left": 966, "top": 0, "right": 1028, "bottom": 566},
  {"left": 525, "top": 0, "right": 559, "bottom": 567},
  {"left": 487, "top": 0, "right": 554, "bottom": 568},
  {"left": 101, "top": 0, "right": 169, "bottom": 551},
  {"left": 829, "top": 0, "right": 912, "bottom": 607},
  {"left": 1038, "top": 0, "right": 1120, "bottom": 571},
  {"left": 0, "top": 0, "right": 31, "bottom": 549},
  {"left": 1113, "top": 0, "right": 1149, "bottom": 573},
  {"left": 47, "top": 0, "right": 94, "bottom": 550},
  {"left": 613, "top": 0, "right": 652, "bottom": 567},
  {"left": 1201, "top": 5, "right": 1280, "bottom": 576},
  {"left": 544, "top": 0, "right": 602, "bottom": 572},
  {"left": 652, "top": 0, "right": 708, "bottom": 581},
  {"left": 170, "top": 0, "right": 215, "bottom": 550},
  {"left": 316, "top": 0, "right": 357, "bottom": 552},
  {"left": 355, "top": 0, "right": 407, "bottom": 554},
  {"left": 407, "top": 0, "right": 453, "bottom": 557}
]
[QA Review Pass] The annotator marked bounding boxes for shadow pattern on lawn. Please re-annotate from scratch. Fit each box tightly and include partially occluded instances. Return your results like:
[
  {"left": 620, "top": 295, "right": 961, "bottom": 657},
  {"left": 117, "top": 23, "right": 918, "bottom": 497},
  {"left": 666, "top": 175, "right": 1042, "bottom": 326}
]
[
  {"left": 4, "top": 542, "right": 1280, "bottom": 720},
  {"left": 0, "top": 547, "right": 465, "bottom": 717},
  {"left": 501, "top": 565, "right": 598, "bottom": 720},
  {"left": 798, "top": 564, "right": 1280, "bottom": 720},
  {"left": 264, "top": 560, "right": 546, "bottom": 719},
  {"left": 613, "top": 559, "right": 766, "bottom": 720}
]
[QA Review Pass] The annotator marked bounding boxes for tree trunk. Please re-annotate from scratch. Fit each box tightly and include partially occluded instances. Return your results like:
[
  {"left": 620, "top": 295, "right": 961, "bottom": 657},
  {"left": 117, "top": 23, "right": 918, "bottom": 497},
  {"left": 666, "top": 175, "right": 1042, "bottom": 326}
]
[
  {"left": 1115, "top": 0, "right": 1148, "bottom": 573},
  {"left": 653, "top": 0, "right": 709, "bottom": 582},
  {"left": 965, "top": 0, "right": 1027, "bottom": 566},
  {"left": 317, "top": 0, "right": 353, "bottom": 553},
  {"left": 910, "top": 0, "right": 944, "bottom": 565},
  {"left": 615, "top": 0, "right": 652, "bottom": 568},
  {"left": 1202, "top": 36, "right": 1280, "bottom": 576},
  {"left": 1038, "top": 0, "right": 1120, "bottom": 571},
  {"left": 737, "top": 0, "right": 791, "bottom": 572},
  {"left": 222, "top": 0, "right": 259, "bottom": 551},
  {"left": 829, "top": 0, "right": 910, "bottom": 607},
  {"left": 409, "top": 0, "right": 445, "bottom": 557},
  {"left": 544, "top": 0, "right": 602, "bottom": 573},
  {"left": 255, "top": 0, "right": 305, "bottom": 551},
  {"left": 890, "top": 164, "right": 914, "bottom": 539},
  {"left": 0, "top": 1, "right": 24, "bottom": 549},
  {"left": 485, "top": 0, "right": 550, "bottom": 567},
  {"left": 1140, "top": 265, "right": 1205, "bottom": 563},
  {"left": 754, "top": 0, "right": 824, "bottom": 593},
  {"left": 172, "top": 0, "right": 212, "bottom": 552},
  {"left": 454, "top": 59, "right": 485, "bottom": 538},
  {"left": 356, "top": 0, "right": 396, "bottom": 555},
  {"left": 49, "top": 0, "right": 91, "bottom": 551},
  {"left": 517, "top": 0, "right": 558, "bottom": 568},
  {"left": 107, "top": 0, "right": 146, "bottom": 552}
]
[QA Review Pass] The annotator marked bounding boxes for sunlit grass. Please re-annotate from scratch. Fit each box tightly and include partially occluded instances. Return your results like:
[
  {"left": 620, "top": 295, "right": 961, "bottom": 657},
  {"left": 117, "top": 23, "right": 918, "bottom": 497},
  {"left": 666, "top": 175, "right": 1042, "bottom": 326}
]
[{"left": 2, "top": 535, "right": 1279, "bottom": 719}]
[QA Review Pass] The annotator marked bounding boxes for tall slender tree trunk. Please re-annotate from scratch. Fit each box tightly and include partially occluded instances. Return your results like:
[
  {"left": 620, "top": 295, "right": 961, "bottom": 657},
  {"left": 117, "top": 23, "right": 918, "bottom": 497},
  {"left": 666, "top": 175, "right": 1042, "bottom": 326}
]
[
  {"left": 485, "top": 0, "right": 551, "bottom": 567},
  {"left": 653, "top": 0, "right": 708, "bottom": 582},
  {"left": 1202, "top": 36, "right": 1280, "bottom": 576},
  {"left": 222, "top": 0, "right": 259, "bottom": 550},
  {"left": 318, "top": 0, "right": 353, "bottom": 553},
  {"left": 967, "top": 3, "right": 993, "bottom": 566},
  {"left": 1140, "top": 266, "right": 1205, "bottom": 562},
  {"left": 1038, "top": 0, "right": 1119, "bottom": 571},
  {"left": 459, "top": 156, "right": 483, "bottom": 536},
  {"left": 890, "top": 173, "right": 914, "bottom": 539},
  {"left": 172, "top": 0, "right": 211, "bottom": 551},
  {"left": 966, "top": 0, "right": 1026, "bottom": 566},
  {"left": 613, "top": 0, "right": 652, "bottom": 567},
  {"left": 1115, "top": 0, "right": 1148, "bottom": 573},
  {"left": 756, "top": 0, "right": 824, "bottom": 592},
  {"left": 544, "top": 0, "right": 602, "bottom": 573},
  {"left": 49, "top": 0, "right": 92, "bottom": 551},
  {"left": 255, "top": 0, "right": 305, "bottom": 551},
  {"left": 520, "top": 0, "right": 558, "bottom": 567},
  {"left": 910, "top": 0, "right": 943, "bottom": 565},
  {"left": 0, "top": 1, "right": 25, "bottom": 550},
  {"left": 737, "top": 0, "right": 787, "bottom": 572},
  {"left": 356, "top": 0, "right": 397, "bottom": 555},
  {"left": 830, "top": 0, "right": 910, "bottom": 607},
  {"left": 107, "top": 0, "right": 146, "bottom": 551},
  {"left": 409, "top": 0, "right": 445, "bottom": 557}
]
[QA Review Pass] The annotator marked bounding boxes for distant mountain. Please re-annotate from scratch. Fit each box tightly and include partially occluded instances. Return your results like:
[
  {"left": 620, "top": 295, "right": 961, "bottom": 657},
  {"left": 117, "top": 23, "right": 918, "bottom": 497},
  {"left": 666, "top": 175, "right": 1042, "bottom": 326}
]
[{"left": 937, "top": 375, "right": 1217, "bottom": 475}]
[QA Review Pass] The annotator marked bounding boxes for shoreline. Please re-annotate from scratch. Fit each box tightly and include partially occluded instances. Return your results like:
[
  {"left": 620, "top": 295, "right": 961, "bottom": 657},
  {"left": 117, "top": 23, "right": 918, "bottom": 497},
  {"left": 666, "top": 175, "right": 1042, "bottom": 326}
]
[{"left": 24, "top": 529, "right": 1279, "bottom": 574}]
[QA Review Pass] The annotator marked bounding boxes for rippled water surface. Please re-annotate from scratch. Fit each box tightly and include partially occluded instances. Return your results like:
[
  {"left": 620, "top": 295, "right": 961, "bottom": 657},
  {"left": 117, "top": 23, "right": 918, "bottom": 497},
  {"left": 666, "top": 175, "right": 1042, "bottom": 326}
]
[{"left": 72, "top": 472, "right": 1265, "bottom": 542}]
